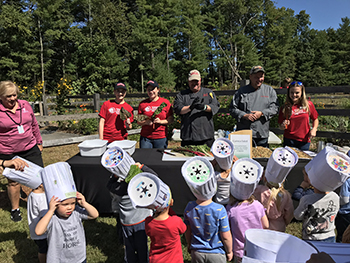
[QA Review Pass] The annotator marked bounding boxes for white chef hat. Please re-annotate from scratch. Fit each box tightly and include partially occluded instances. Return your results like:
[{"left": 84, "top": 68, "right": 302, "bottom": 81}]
[
  {"left": 305, "top": 146, "right": 350, "bottom": 192},
  {"left": 211, "top": 137, "right": 235, "bottom": 170},
  {"left": 2, "top": 156, "right": 43, "bottom": 189},
  {"left": 230, "top": 158, "right": 263, "bottom": 200},
  {"left": 244, "top": 229, "right": 317, "bottom": 263},
  {"left": 41, "top": 162, "right": 77, "bottom": 204},
  {"left": 181, "top": 156, "right": 217, "bottom": 201},
  {"left": 265, "top": 147, "right": 299, "bottom": 188},
  {"left": 101, "top": 146, "right": 135, "bottom": 179},
  {"left": 128, "top": 172, "right": 171, "bottom": 212}
]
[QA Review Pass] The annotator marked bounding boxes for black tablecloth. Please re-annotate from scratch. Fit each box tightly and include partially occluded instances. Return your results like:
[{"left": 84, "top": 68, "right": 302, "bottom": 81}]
[{"left": 67, "top": 149, "right": 311, "bottom": 216}]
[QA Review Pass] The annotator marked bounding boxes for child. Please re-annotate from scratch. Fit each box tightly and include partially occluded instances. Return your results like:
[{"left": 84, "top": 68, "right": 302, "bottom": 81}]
[
  {"left": 27, "top": 183, "right": 48, "bottom": 263},
  {"left": 35, "top": 162, "right": 99, "bottom": 263},
  {"left": 254, "top": 147, "right": 296, "bottom": 232},
  {"left": 211, "top": 137, "right": 237, "bottom": 205},
  {"left": 182, "top": 156, "right": 233, "bottom": 263},
  {"left": 106, "top": 160, "right": 155, "bottom": 263},
  {"left": 335, "top": 176, "right": 350, "bottom": 242},
  {"left": 226, "top": 158, "right": 269, "bottom": 263},
  {"left": 99, "top": 82, "right": 134, "bottom": 143},
  {"left": 127, "top": 172, "right": 186, "bottom": 263},
  {"left": 294, "top": 147, "right": 349, "bottom": 242},
  {"left": 292, "top": 168, "right": 314, "bottom": 201},
  {"left": 2, "top": 156, "right": 47, "bottom": 262}
]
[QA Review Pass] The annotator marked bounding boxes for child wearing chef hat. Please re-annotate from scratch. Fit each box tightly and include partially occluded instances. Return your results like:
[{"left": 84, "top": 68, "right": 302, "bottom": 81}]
[
  {"left": 35, "top": 162, "right": 99, "bottom": 263},
  {"left": 254, "top": 147, "right": 297, "bottom": 232},
  {"left": 294, "top": 146, "right": 350, "bottom": 242},
  {"left": 2, "top": 156, "right": 47, "bottom": 263},
  {"left": 128, "top": 173, "right": 186, "bottom": 263},
  {"left": 226, "top": 157, "right": 269, "bottom": 262},
  {"left": 182, "top": 156, "right": 233, "bottom": 263},
  {"left": 105, "top": 151, "right": 157, "bottom": 263}
]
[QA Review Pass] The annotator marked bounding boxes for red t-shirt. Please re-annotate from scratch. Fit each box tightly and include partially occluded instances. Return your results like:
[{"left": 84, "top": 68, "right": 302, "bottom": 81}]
[
  {"left": 138, "top": 97, "right": 173, "bottom": 139},
  {"left": 145, "top": 215, "right": 186, "bottom": 263},
  {"left": 99, "top": 100, "right": 134, "bottom": 143},
  {"left": 278, "top": 101, "right": 318, "bottom": 142}
]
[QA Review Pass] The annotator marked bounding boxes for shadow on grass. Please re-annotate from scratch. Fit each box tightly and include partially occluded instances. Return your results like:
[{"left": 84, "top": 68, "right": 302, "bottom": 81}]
[
  {"left": 0, "top": 231, "right": 38, "bottom": 263},
  {"left": 84, "top": 216, "right": 125, "bottom": 263}
]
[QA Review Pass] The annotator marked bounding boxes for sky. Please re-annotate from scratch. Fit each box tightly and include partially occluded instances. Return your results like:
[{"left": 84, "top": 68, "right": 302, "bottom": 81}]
[{"left": 274, "top": 0, "right": 350, "bottom": 31}]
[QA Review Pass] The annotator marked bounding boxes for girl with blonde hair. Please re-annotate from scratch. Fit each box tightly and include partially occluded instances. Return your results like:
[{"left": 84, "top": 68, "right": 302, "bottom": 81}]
[{"left": 278, "top": 81, "right": 319, "bottom": 150}]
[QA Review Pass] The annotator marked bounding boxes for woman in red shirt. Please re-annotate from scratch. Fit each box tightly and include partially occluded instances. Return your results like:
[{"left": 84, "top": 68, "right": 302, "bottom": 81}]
[
  {"left": 278, "top": 81, "right": 319, "bottom": 151},
  {"left": 137, "top": 80, "right": 173, "bottom": 148},
  {"left": 99, "top": 83, "right": 133, "bottom": 143}
]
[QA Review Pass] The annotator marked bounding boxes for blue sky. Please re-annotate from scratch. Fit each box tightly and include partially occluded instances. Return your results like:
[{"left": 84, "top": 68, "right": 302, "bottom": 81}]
[{"left": 274, "top": 0, "right": 350, "bottom": 31}]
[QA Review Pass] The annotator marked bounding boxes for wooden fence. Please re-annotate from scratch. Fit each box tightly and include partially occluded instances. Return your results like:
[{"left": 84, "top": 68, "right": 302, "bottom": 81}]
[{"left": 35, "top": 85, "right": 350, "bottom": 140}]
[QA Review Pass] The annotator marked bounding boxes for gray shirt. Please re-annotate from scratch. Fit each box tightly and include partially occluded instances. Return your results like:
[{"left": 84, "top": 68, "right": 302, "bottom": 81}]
[
  {"left": 294, "top": 191, "right": 339, "bottom": 240},
  {"left": 46, "top": 206, "right": 88, "bottom": 263},
  {"left": 173, "top": 87, "right": 220, "bottom": 142},
  {"left": 229, "top": 83, "right": 279, "bottom": 138}
]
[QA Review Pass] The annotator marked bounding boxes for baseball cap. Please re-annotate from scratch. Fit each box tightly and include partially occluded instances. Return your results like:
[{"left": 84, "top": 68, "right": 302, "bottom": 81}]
[
  {"left": 114, "top": 82, "right": 127, "bottom": 90},
  {"left": 250, "top": 65, "right": 265, "bottom": 75},
  {"left": 188, "top": 70, "right": 201, "bottom": 81},
  {"left": 145, "top": 80, "right": 159, "bottom": 90}
]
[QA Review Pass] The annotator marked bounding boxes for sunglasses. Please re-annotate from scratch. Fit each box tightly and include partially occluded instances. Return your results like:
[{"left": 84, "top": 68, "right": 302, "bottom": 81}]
[{"left": 290, "top": 81, "right": 303, "bottom": 86}]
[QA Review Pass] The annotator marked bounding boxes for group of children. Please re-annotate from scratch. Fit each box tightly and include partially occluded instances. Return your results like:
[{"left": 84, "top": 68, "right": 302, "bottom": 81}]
[{"left": 2, "top": 138, "right": 350, "bottom": 263}]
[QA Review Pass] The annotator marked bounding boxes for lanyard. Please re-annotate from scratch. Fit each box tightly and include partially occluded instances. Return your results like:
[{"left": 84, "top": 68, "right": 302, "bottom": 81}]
[{"left": 5, "top": 106, "right": 22, "bottom": 126}]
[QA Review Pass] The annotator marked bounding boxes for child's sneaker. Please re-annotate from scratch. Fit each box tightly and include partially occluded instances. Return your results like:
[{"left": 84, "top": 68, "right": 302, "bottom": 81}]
[{"left": 11, "top": 209, "right": 22, "bottom": 222}]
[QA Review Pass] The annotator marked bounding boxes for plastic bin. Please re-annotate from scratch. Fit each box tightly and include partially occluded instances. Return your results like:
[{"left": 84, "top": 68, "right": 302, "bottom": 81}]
[
  {"left": 78, "top": 139, "right": 108, "bottom": 157},
  {"left": 107, "top": 140, "right": 137, "bottom": 156}
]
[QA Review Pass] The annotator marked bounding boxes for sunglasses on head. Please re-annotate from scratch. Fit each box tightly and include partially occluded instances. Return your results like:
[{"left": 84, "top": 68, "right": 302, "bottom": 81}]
[{"left": 290, "top": 81, "right": 303, "bottom": 86}]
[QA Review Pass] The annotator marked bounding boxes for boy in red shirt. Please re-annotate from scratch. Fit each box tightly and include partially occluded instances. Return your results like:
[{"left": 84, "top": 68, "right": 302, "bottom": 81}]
[{"left": 127, "top": 173, "right": 186, "bottom": 263}]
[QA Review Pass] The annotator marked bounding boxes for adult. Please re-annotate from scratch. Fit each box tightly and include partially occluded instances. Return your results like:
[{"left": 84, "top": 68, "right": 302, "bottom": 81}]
[
  {"left": 229, "top": 66, "right": 279, "bottom": 148},
  {"left": 278, "top": 81, "right": 318, "bottom": 151},
  {"left": 173, "top": 69, "right": 220, "bottom": 147},
  {"left": 0, "top": 80, "right": 44, "bottom": 222},
  {"left": 137, "top": 80, "right": 173, "bottom": 148},
  {"left": 0, "top": 158, "right": 28, "bottom": 172},
  {"left": 99, "top": 82, "right": 133, "bottom": 143}
]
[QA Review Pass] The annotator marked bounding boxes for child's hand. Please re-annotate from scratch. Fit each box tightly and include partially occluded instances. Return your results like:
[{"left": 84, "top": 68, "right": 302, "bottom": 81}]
[
  {"left": 48, "top": 196, "right": 60, "bottom": 212},
  {"left": 226, "top": 251, "right": 233, "bottom": 261},
  {"left": 76, "top": 191, "right": 86, "bottom": 206}
]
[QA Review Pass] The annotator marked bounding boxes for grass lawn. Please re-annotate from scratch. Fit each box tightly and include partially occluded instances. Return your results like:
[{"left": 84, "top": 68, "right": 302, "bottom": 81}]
[{"left": 0, "top": 142, "right": 302, "bottom": 263}]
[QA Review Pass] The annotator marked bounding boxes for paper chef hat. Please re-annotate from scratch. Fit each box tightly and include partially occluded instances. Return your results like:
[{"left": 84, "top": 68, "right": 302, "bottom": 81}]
[
  {"left": 305, "top": 146, "right": 350, "bottom": 192},
  {"left": 181, "top": 156, "right": 217, "bottom": 201},
  {"left": 41, "top": 162, "right": 77, "bottom": 204},
  {"left": 101, "top": 146, "right": 135, "bottom": 179},
  {"left": 2, "top": 156, "right": 43, "bottom": 189},
  {"left": 127, "top": 172, "right": 171, "bottom": 212},
  {"left": 265, "top": 147, "right": 299, "bottom": 187},
  {"left": 230, "top": 158, "right": 263, "bottom": 200},
  {"left": 211, "top": 137, "right": 235, "bottom": 170},
  {"left": 244, "top": 229, "right": 317, "bottom": 263}
]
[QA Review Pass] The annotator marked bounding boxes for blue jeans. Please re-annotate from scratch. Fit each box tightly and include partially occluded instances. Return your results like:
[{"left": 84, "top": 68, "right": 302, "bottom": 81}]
[
  {"left": 320, "top": 236, "right": 336, "bottom": 243},
  {"left": 283, "top": 137, "right": 310, "bottom": 151},
  {"left": 140, "top": 136, "right": 167, "bottom": 149},
  {"left": 122, "top": 221, "right": 148, "bottom": 263}
]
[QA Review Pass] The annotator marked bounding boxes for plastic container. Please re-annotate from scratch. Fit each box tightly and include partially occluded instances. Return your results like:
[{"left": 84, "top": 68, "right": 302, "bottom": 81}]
[
  {"left": 78, "top": 139, "right": 108, "bottom": 157},
  {"left": 107, "top": 140, "right": 137, "bottom": 156}
]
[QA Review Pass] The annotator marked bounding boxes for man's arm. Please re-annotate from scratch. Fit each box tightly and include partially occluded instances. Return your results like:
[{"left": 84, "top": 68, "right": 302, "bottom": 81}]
[
  {"left": 229, "top": 90, "right": 248, "bottom": 121},
  {"left": 261, "top": 86, "right": 279, "bottom": 120}
]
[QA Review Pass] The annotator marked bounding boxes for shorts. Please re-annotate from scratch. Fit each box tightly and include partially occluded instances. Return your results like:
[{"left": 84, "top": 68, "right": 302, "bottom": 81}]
[{"left": 34, "top": 238, "right": 48, "bottom": 254}]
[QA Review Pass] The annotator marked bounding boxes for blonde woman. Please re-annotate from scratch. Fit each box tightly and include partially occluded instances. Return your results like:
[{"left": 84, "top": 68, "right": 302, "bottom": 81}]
[
  {"left": 0, "top": 80, "right": 43, "bottom": 222},
  {"left": 278, "top": 81, "right": 319, "bottom": 150}
]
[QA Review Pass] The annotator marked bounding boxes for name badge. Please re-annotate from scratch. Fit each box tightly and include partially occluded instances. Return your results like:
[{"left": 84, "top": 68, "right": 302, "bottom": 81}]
[{"left": 17, "top": 125, "right": 24, "bottom": 134}]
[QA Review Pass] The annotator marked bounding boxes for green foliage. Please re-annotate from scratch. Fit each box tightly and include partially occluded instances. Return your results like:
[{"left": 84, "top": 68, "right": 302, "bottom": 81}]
[{"left": 318, "top": 116, "right": 349, "bottom": 133}]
